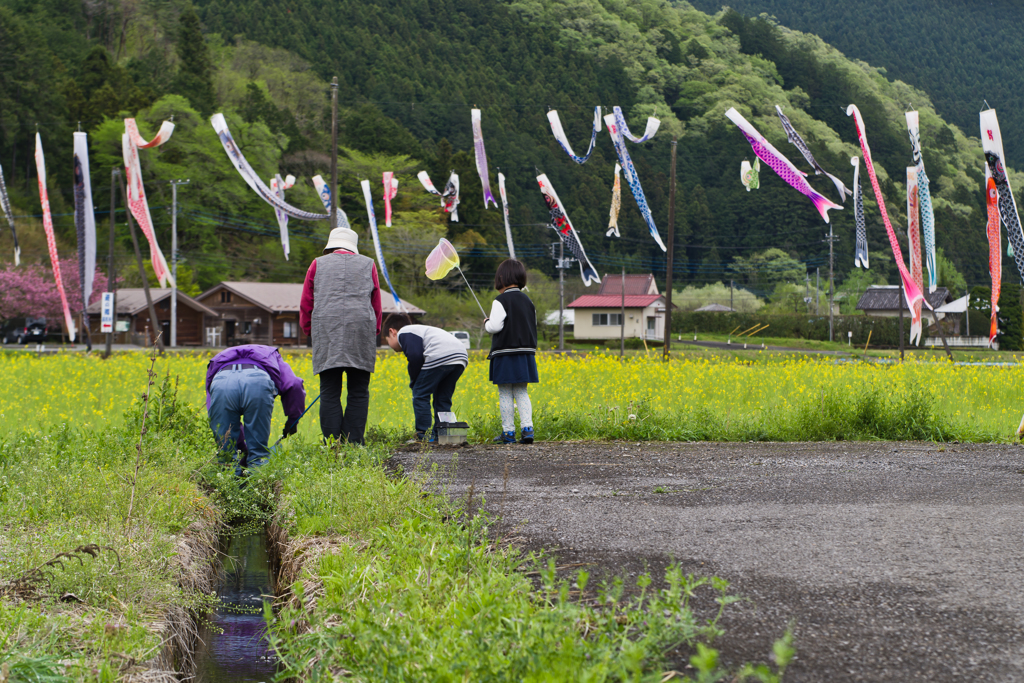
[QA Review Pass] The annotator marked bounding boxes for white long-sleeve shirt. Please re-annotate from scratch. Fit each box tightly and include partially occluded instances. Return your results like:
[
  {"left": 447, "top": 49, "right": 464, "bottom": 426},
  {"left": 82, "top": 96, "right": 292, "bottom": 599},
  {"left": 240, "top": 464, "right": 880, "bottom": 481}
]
[{"left": 484, "top": 299, "right": 506, "bottom": 334}]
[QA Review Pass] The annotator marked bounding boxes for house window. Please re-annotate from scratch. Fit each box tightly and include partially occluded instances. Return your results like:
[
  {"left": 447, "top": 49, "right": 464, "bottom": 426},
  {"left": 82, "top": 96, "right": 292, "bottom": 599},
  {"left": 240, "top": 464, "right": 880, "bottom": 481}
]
[
  {"left": 220, "top": 291, "right": 232, "bottom": 303},
  {"left": 647, "top": 317, "right": 656, "bottom": 332},
  {"left": 283, "top": 321, "right": 297, "bottom": 338},
  {"left": 244, "top": 322, "right": 252, "bottom": 335},
  {"left": 592, "top": 313, "right": 623, "bottom": 326}
]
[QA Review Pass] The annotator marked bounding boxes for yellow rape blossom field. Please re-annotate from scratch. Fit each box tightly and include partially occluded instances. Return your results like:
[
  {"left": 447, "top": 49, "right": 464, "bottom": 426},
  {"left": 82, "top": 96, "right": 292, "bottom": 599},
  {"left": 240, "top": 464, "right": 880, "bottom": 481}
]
[{"left": 0, "top": 350, "right": 1020, "bottom": 441}]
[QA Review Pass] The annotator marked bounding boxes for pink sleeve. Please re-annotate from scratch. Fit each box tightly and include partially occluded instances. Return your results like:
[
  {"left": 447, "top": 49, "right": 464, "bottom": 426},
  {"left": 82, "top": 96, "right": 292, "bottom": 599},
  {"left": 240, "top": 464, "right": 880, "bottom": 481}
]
[
  {"left": 370, "top": 261, "right": 382, "bottom": 334},
  {"left": 299, "top": 259, "right": 317, "bottom": 335}
]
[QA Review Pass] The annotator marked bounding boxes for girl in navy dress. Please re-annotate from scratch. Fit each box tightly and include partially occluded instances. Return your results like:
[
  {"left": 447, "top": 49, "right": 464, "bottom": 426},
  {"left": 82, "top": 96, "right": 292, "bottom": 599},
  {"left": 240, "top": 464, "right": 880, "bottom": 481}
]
[{"left": 484, "top": 259, "right": 538, "bottom": 444}]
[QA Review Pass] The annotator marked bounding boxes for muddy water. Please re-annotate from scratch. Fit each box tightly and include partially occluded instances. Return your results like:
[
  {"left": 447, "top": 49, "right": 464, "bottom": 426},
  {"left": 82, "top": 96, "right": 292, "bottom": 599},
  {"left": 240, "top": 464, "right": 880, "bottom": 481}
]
[{"left": 193, "top": 531, "right": 277, "bottom": 682}]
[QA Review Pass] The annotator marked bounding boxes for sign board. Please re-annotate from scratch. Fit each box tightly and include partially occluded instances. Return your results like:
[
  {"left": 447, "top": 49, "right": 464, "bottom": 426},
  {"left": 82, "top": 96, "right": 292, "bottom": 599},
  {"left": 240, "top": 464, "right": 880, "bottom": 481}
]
[
  {"left": 100, "top": 293, "right": 114, "bottom": 333},
  {"left": 115, "top": 320, "right": 129, "bottom": 332}
]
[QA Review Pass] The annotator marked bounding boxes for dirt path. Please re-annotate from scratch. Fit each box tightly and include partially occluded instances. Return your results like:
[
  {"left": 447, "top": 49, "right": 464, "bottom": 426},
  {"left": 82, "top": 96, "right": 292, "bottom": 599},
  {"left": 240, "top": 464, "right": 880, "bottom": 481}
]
[{"left": 392, "top": 441, "right": 1024, "bottom": 682}]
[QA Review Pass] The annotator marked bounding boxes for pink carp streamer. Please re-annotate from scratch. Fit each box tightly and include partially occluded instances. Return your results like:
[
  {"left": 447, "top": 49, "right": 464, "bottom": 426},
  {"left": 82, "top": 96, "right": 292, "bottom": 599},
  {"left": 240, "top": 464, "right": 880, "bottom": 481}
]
[
  {"left": 906, "top": 168, "right": 923, "bottom": 345},
  {"left": 846, "top": 104, "right": 923, "bottom": 313},
  {"left": 471, "top": 109, "right": 498, "bottom": 209},
  {"left": 497, "top": 173, "right": 515, "bottom": 259},
  {"left": 34, "top": 134, "right": 76, "bottom": 341},
  {"left": 725, "top": 108, "right": 842, "bottom": 223},
  {"left": 124, "top": 118, "right": 174, "bottom": 287},
  {"left": 986, "top": 174, "right": 1001, "bottom": 347},
  {"left": 382, "top": 172, "right": 399, "bottom": 227}
]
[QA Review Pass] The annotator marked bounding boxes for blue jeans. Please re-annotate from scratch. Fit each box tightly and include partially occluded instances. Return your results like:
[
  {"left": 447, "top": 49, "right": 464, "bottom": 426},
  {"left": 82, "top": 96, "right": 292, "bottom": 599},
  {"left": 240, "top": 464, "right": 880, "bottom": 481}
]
[
  {"left": 412, "top": 364, "right": 465, "bottom": 438},
  {"left": 209, "top": 366, "right": 277, "bottom": 476}
]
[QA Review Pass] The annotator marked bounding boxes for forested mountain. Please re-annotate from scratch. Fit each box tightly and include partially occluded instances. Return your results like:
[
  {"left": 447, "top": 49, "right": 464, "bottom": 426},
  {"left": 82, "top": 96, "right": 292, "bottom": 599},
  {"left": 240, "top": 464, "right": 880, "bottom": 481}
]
[
  {"left": 689, "top": 0, "right": 1024, "bottom": 168},
  {"left": 0, "top": 0, "right": 1011, "bottom": 304}
]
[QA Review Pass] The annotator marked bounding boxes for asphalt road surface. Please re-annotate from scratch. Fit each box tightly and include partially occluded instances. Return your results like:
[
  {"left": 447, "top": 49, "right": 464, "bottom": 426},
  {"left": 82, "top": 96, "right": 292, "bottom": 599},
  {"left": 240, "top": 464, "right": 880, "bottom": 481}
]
[{"left": 392, "top": 441, "right": 1024, "bottom": 682}]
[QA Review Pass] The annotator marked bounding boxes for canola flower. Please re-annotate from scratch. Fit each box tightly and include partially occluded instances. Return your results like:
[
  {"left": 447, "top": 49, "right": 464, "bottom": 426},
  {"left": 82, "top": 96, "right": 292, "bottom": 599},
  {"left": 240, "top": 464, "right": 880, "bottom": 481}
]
[{"left": 0, "top": 350, "right": 1021, "bottom": 439}]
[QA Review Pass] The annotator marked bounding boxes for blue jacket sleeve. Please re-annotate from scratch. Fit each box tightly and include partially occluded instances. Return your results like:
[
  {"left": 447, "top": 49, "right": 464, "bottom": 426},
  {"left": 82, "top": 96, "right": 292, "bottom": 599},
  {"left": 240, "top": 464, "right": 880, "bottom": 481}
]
[
  {"left": 399, "top": 331, "right": 424, "bottom": 388},
  {"left": 271, "top": 352, "right": 306, "bottom": 422}
]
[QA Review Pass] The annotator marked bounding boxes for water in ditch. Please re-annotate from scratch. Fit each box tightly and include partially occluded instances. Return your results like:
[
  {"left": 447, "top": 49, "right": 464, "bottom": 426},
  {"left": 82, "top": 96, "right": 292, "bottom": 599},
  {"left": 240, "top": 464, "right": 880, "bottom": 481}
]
[{"left": 193, "top": 530, "right": 278, "bottom": 682}]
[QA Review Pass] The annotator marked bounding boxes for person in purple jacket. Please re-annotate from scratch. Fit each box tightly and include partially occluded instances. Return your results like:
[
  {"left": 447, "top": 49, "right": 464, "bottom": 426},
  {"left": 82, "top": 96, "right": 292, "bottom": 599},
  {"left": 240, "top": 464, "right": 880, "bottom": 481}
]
[{"left": 205, "top": 344, "right": 306, "bottom": 477}]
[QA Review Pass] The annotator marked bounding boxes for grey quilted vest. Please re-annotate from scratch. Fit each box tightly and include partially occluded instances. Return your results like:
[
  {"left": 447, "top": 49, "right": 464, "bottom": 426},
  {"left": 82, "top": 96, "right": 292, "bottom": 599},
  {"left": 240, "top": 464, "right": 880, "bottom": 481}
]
[{"left": 311, "top": 252, "right": 378, "bottom": 375}]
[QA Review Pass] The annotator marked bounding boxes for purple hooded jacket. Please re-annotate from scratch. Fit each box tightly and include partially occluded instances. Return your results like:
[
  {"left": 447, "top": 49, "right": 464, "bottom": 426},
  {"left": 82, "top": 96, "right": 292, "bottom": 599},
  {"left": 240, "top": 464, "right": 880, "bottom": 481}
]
[{"left": 205, "top": 345, "right": 306, "bottom": 421}]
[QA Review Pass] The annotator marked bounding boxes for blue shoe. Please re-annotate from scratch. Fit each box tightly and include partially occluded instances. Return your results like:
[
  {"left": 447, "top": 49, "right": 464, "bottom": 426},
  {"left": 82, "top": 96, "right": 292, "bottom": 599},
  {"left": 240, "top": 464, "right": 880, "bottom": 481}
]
[
  {"left": 493, "top": 430, "right": 516, "bottom": 444},
  {"left": 519, "top": 427, "right": 534, "bottom": 445}
]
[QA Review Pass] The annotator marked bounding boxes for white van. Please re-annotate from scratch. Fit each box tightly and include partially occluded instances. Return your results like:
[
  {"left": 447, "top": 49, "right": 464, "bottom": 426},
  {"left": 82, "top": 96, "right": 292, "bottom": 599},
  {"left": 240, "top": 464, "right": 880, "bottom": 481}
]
[{"left": 451, "top": 330, "right": 471, "bottom": 349}]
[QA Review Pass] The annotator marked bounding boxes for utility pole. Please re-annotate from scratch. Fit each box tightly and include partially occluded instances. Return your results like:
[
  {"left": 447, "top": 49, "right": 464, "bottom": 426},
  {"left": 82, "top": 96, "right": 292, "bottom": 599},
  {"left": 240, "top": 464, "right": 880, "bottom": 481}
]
[
  {"left": 620, "top": 267, "right": 626, "bottom": 359},
  {"left": 104, "top": 169, "right": 118, "bottom": 359},
  {"left": 804, "top": 274, "right": 811, "bottom": 314},
  {"left": 730, "top": 279, "right": 734, "bottom": 312},
  {"left": 816, "top": 267, "right": 820, "bottom": 315},
  {"left": 899, "top": 278, "right": 905, "bottom": 361},
  {"left": 168, "top": 178, "right": 190, "bottom": 348},
  {"left": 330, "top": 76, "right": 339, "bottom": 230},
  {"left": 119, "top": 173, "right": 164, "bottom": 354},
  {"left": 664, "top": 137, "right": 677, "bottom": 360},
  {"left": 558, "top": 240, "right": 565, "bottom": 352},
  {"left": 826, "top": 225, "right": 835, "bottom": 341}
]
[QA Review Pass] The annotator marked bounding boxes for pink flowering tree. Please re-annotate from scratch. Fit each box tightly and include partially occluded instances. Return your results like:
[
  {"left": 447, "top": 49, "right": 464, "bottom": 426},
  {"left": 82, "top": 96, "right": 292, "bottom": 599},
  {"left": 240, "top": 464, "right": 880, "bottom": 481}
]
[{"left": 0, "top": 260, "right": 111, "bottom": 322}]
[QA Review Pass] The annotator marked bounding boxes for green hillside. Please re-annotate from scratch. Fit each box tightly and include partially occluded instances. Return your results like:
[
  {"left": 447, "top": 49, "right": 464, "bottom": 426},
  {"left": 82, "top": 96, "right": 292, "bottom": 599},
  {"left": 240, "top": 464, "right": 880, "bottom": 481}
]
[
  {"left": 689, "top": 0, "right": 1024, "bottom": 168},
  {"left": 0, "top": 0, "right": 1009, "bottom": 300}
]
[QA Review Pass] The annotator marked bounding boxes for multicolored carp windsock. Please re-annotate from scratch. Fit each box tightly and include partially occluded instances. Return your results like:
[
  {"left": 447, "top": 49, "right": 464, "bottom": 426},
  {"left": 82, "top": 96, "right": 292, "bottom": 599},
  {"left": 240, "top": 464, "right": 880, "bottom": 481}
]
[
  {"left": 846, "top": 104, "right": 922, "bottom": 312},
  {"left": 269, "top": 174, "right": 296, "bottom": 259},
  {"left": 980, "top": 108, "right": 1024, "bottom": 282},
  {"left": 0, "top": 163, "right": 18, "bottom": 265},
  {"left": 986, "top": 172, "right": 1001, "bottom": 347},
  {"left": 497, "top": 173, "right": 515, "bottom": 259},
  {"left": 471, "top": 109, "right": 497, "bottom": 209},
  {"left": 607, "top": 163, "right": 622, "bottom": 237},
  {"left": 212, "top": 113, "right": 329, "bottom": 223},
  {"left": 906, "top": 168, "right": 924, "bottom": 345},
  {"left": 727, "top": 108, "right": 843, "bottom": 223},
  {"left": 123, "top": 119, "right": 174, "bottom": 288},
  {"left": 35, "top": 134, "right": 76, "bottom": 341},
  {"left": 310, "top": 175, "right": 352, "bottom": 229},
  {"left": 740, "top": 159, "right": 760, "bottom": 191},
  {"left": 547, "top": 107, "right": 601, "bottom": 164},
  {"left": 852, "top": 157, "right": 869, "bottom": 268},
  {"left": 605, "top": 110, "right": 666, "bottom": 251},
  {"left": 537, "top": 173, "right": 600, "bottom": 286},
  {"left": 73, "top": 132, "right": 96, "bottom": 311},
  {"left": 360, "top": 180, "right": 403, "bottom": 311},
  {"left": 417, "top": 170, "right": 460, "bottom": 221},
  {"left": 382, "top": 172, "right": 398, "bottom": 227},
  {"left": 775, "top": 105, "right": 850, "bottom": 202},
  {"left": 906, "top": 111, "right": 937, "bottom": 292}
]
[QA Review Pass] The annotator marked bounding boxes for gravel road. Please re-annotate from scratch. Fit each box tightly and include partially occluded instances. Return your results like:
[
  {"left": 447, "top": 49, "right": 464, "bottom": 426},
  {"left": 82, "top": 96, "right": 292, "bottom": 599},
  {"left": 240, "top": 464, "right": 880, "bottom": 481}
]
[{"left": 392, "top": 441, "right": 1024, "bottom": 682}]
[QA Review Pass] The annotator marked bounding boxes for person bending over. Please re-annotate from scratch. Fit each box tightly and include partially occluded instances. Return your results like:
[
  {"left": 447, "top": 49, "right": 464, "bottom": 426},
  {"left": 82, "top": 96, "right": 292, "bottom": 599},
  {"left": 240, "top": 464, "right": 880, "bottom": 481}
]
[
  {"left": 206, "top": 344, "right": 306, "bottom": 477},
  {"left": 385, "top": 314, "right": 469, "bottom": 442}
]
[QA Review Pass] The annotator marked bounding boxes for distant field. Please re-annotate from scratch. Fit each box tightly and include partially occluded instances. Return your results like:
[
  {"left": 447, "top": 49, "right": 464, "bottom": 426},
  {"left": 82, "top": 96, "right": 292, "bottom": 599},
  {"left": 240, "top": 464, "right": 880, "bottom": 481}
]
[{"left": 1, "top": 349, "right": 1020, "bottom": 442}]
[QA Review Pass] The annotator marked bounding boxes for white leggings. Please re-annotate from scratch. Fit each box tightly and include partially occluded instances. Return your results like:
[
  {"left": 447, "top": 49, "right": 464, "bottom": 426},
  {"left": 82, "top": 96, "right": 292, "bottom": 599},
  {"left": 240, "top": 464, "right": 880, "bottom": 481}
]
[{"left": 497, "top": 383, "right": 532, "bottom": 432}]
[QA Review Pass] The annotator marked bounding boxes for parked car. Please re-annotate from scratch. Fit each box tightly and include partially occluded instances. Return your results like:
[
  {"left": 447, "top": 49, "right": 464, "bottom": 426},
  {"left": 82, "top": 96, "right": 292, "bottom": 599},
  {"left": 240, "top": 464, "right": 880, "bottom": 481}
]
[
  {"left": 2, "top": 317, "right": 49, "bottom": 344},
  {"left": 450, "top": 330, "right": 471, "bottom": 349}
]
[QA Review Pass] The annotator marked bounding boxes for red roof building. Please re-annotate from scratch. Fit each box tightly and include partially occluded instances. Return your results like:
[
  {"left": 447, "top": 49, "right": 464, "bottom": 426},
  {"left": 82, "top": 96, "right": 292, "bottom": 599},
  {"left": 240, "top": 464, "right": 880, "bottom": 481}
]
[{"left": 567, "top": 273, "right": 675, "bottom": 341}]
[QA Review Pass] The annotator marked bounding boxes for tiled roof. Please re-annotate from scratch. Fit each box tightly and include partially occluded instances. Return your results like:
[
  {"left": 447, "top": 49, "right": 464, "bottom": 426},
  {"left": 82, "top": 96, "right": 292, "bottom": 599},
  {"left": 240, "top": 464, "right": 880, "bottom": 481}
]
[
  {"left": 199, "top": 281, "right": 427, "bottom": 315},
  {"left": 86, "top": 289, "right": 219, "bottom": 317},
  {"left": 597, "top": 274, "right": 658, "bottom": 296},
  {"left": 568, "top": 294, "right": 666, "bottom": 309},
  {"left": 856, "top": 286, "right": 950, "bottom": 311}
]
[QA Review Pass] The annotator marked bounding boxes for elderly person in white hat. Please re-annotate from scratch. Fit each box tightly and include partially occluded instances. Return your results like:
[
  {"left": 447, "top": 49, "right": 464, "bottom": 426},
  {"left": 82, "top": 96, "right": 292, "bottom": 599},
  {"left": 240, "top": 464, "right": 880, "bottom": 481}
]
[{"left": 300, "top": 226, "right": 382, "bottom": 445}]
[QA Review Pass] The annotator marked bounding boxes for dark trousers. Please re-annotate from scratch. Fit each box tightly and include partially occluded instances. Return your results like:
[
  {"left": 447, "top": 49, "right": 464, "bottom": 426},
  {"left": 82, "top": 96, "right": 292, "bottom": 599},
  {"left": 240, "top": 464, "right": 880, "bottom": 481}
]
[
  {"left": 319, "top": 366, "right": 371, "bottom": 445},
  {"left": 412, "top": 364, "right": 465, "bottom": 438}
]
